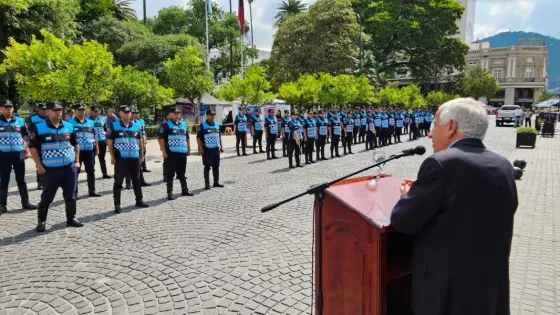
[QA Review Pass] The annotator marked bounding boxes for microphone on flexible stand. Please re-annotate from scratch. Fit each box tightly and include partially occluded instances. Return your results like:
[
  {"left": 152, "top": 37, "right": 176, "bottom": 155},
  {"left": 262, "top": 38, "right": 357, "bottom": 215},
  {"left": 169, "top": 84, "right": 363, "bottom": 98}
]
[{"left": 400, "top": 145, "right": 427, "bottom": 157}]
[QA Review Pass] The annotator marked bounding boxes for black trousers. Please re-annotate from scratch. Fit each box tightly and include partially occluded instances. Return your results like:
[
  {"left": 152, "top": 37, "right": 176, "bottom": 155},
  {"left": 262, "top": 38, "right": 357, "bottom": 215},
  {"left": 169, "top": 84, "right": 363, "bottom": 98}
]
[
  {"left": 253, "top": 130, "right": 263, "bottom": 152},
  {"left": 266, "top": 134, "right": 277, "bottom": 158},
  {"left": 381, "top": 128, "right": 389, "bottom": 146},
  {"left": 525, "top": 118, "right": 531, "bottom": 127},
  {"left": 388, "top": 126, "right": 394, "bottom": 144},
  {"left": 353, "top": 127, "right": 360, "bottom": 144},
  {"left": 330, "top": 135, "right": 341, "bottom": 157},
  {"left": 202, "top": 149, "right": 220, "bottom": 185},
  {"left": 305, "top": 138, "right": 315, "bottom": 162},
  {"left": 39, "top": 165, "right": 77, "bottom": 221},
  {"left": 316, "top": 135, "right": 326, "bottom": 160},
  {"left": 288, "top": 139, "right": 301, "bottom": 166},
  {"left": 97, "top": 141, "right": 109, "bottom": 176},
  {"left": 165, "top": 152, "right": 188, "bottom": 193},
  {"left": 366, "top": 131, "right": 376, "bottom": 150},
  {"left": 404, "top": 123, "right": 409, "bottom": 134},
  {"left": 141, "top": 148, "right": 148, "bottom": 170},
  {"left": 282, "top": 134, "right": 289, "bottom": 156},
  {"left": 410, "top": 125, "right": 419, "bottom": 140},
  {"left": 0, "top": 151, "right": 27, "bottom": 206},
  {"left": 394, "top": 127, "right": 402, "bottom": 143},
  {"left": 114, "top": 158, "right": 143, "bottom": 206},
  {"left": 76, "top": 150, "right": 96, "bottom": 196},
  {"left": 359, "top": 126, "right": 366, "bottom": 142},
  {"left": 343, "top": 133, "right": 353, "bottom": 154},
  {"left": 236, "top": 132, "right": 247, "bottom": 154}
]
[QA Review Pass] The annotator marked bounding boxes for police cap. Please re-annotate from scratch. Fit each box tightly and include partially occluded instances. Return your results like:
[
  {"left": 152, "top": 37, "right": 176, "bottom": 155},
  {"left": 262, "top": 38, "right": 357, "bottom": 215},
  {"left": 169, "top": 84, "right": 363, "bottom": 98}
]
[
  {"left": 37, "top": 103, "right": 47, "bottom": 110},
  {"left": 46, "top": 101, "right": 62, "bottom": 110},
  {"left": 206, "top": 108, "right": 216, "bottom": 115},
  {"left": 284, "top": 110, "right": 289, "bottom": 114},
  {"left": 131, "top": 107, "right": 139, "bottom": 113},
  {"left": 165, "top": 105, "right": 179, "bottom": 114},
  {"left": 90, "top": 105, "right": 100, "bottom": 111},
  {"left": 290, "top": 111, "right": 297, "bottom": 116},
  {"left": 73, "top": 103, "right": 86, "bottom": 110},
  {"left": 268, "top": 108, "right": 274, "bottom": 114},
  {"left": 119, "top": 105, "right": 131, "bottom": 113},
  {"left": 1, "top": 100, "right": 13, "bottom": 107}
]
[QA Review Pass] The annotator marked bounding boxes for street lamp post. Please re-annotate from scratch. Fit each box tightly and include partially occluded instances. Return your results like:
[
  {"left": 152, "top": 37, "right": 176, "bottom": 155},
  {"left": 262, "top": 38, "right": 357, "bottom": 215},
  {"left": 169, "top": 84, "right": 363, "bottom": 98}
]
[{"left": 355, "top": 6, "right": 374, "bottom": 75}]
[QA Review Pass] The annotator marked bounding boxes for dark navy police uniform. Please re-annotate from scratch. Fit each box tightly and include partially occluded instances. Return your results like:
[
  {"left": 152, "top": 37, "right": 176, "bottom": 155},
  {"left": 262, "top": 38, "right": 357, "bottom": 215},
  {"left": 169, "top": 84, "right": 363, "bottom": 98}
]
[
  {"left": 251, "top": 111, "right": 265, "bottom": 154},
  {"left": 287, "top": 116, "right": 303, "bottom": 168},
  {"left": 264, "top": 111, "right": 278, "bottom": 160},
  {"left": 88, "top": 105, "right": 111, "bottom": 178},
  {"left": 197, "top": 109, "right": 224, "bottom": 189},
  {"left": 0, "top": 100, "right": 37, "bottom": 214},
  {"left": 25, "top": 104, "right": 48, "bottom": 190},
  {"left": 303, "top": 116, "right": 317, "bottom": 164},
  {"left": 28, "top": 101, "right": 82, "bottom": 232},
  {"left": 158, "top": 111, "right": 194, "bottom": 199},
  {"left": 234, "top": 108, "right": 248, "bottom": 156},
  {"left": 329, "top": 115, "right": 342, "bottom": 158}
]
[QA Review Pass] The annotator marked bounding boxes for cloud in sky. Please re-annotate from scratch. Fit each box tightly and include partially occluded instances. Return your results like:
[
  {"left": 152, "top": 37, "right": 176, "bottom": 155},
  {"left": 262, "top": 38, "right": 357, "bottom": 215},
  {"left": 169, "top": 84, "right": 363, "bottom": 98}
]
[{"left": 131, "top": 0, "right": 560, "bottom": 51}]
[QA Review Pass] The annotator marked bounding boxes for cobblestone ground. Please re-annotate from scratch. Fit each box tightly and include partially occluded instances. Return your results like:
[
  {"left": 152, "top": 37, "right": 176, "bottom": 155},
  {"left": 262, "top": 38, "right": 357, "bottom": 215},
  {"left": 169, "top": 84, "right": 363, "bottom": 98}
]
[{"left": 0, "top": 117, "right": 557, "bottom": 315}]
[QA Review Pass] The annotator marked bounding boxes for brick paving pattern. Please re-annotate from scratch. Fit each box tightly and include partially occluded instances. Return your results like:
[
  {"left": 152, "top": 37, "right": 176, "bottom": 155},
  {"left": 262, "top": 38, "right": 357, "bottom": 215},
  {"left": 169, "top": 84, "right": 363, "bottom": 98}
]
[{"left": 0, "top": 117, "right": 557, "bottom": 314}]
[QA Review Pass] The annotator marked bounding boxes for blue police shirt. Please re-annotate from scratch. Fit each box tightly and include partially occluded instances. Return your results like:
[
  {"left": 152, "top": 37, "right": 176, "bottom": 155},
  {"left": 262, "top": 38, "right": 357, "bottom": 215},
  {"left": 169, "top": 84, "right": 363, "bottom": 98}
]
[
  {"left": 158, "top": 120, "right": 189, "bottom": 154},
  {"left": 265, "top": 116, "right": 278, "bottom": 135},
  {"left": 198, "top": 120, "right": 221, "bottom": 150},
  {"left": 0, "top": 115, "right": 28, "bottom": 153},
  {"left": 68, "top": 117, "right": 96, "bottom": 151},
  {"left": 107, "top": 121, "right": 142, "bottom": 159},
  {"left": 252, "top": 114, "right": 264, "bottom": 131},
  {"left": 235, "top": 114, "right": 247, "bottom": 133},
  {"left": 29, "top": 119, "right": 77, "bottom": 168}
]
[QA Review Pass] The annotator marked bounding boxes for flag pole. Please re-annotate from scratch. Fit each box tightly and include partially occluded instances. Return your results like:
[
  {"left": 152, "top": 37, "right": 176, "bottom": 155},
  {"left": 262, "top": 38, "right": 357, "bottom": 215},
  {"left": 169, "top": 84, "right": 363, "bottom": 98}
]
[
  {"left": 205, "top": 0, "right": 211, "bottom": 71},
  {"left": 241, "top": 33, "right": 245, "bottom": 78}
]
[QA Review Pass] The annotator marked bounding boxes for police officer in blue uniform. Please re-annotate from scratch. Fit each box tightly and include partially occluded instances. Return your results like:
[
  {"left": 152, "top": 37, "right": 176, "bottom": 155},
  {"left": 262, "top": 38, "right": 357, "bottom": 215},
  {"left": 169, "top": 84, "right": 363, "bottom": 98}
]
[
  {"left": 315, "top": 111, "right": 328, "bottom": 161},
  {"left": 251, "top": 108, "right": 265, "bottom": 154},
  {"left": 387, "top": 109, "right": 395, "bottom": 145},
  {"left": 342, "top": 112, "right": 354, "bottom": 155},
  {"left": 28, "top": 101, "right": 83, "bottom": 232},
  {"left": 359, "top": 109, "right": 367, "bottom": 143},
  {"left": 281, "top": 110, "right": 291, "bottom": 157},
  {"left": 69, "top": 104, "right": 101, "bottom": 198},
  {"left": 132, "top": 108, "right": 150, "bottom": 173},
  {"left": 380, "top": 110, "right": 389, "bottom": 146},
  {"left": 264, "top": 109, "right": 279, "bottom": 160},
  {"left": 303, "top": 112, "right": 317, "bottom": 164},
  {"left": 365, "top": 110, "right": 376, "bottom": 150},
  {"left": 0, "top": 100, "right": 38, "bottom": 214},
  {"left": 158, "top": 106, "right": 194, "bottom": 200},
  {"left": 88, "top": 105, "right": 111, "bottom": 179},
  {"left": 197, "top": 109, "right": 225, "bottom": 189},
  {"left": 25, "top": 103, "right": 48, "bottom": 190},
  {"left": 353, "top": 107, "right": 361, "bottom": 144},
  {"left": 394, "top": 109, "right": 404, "bottom": 143},
  {"left": 107, "top": 105, "right": 149, "bottom": 214},
  {"left": 287, "top": 112, "right": 303, "bottom": 168},
  {"left": 234, "top": 107, "right": 248, "bottom": 156},
  {"left": 329, "top": 111, "right": 342, "bottom": 158}
]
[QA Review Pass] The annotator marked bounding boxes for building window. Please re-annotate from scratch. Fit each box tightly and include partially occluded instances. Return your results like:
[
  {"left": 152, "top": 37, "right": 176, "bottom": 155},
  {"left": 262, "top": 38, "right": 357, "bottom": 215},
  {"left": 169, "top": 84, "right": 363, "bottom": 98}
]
[
  {"left": 527, "top": 57, "right": 534, "bottom": 63},
  {"left": 525, "top": 67, "right": 534, "bottom": 78},
  {"left": 493, "top": 69, "right": 503, "bottom": 81}
]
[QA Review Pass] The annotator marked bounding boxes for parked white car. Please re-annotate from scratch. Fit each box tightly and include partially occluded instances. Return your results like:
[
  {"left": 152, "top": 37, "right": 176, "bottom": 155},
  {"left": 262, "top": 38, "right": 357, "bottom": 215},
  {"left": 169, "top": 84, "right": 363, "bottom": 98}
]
[{"left": 496, "top": 105, "right": 520, "bottom": 126}]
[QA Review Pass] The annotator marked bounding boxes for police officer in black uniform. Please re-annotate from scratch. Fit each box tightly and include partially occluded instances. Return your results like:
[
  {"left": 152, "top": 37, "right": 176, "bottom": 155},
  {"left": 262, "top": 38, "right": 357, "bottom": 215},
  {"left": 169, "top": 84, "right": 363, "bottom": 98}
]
[
  {"left": 287, "top": 112, "right": 303, "bottom": 168},
  {"left": 25, "top": 103, "right": 48, "bottom": 190},
  {"left": 264, "top": 109, "right": 279, "bottom": 160},
  {"left": 302, "top": 112, "right": 317, "bottom": 164},
  {"left": 28, "top": 101, "right": 83, "bottom": 232},
  {"left": 315, "top": 111, "right": 328, "bottom": 161},
  {"left": 281, "top": 110, "right": 291, "bottom": 157},
  {"left": 329, "top": 111, "right": 342, "bottom": 158},
  {"left": 88, "top": 105, "right": 111, "bottom": 179},
  {"left": 107, "top": 105, "right": 149, "bottom": 213},
  {"left": 0, "top": 100, "right": 38, "bottom": 214},
  {"left": 158, "top": 106, "right": 194, "bottom": 200},
  {"left": 197, "top": 109, "right": 225, "bottom": 189},
  {"left": 251, "top": 108, "right": 265, "bottom": 154},
  {"left": 342, "top": 111, "right": 354, "bottom": 155}
]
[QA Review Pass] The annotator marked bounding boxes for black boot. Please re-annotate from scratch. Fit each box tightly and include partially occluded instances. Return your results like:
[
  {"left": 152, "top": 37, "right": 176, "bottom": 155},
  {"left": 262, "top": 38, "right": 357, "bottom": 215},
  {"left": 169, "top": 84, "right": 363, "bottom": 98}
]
[
  {"left": 36, "top": 172, "right": 43, "bottom": 190},
  {"left": 212, "top": 168, "right": 224, "bottom": 188},
  {"left": 100, "top": 160, "right": 111, "bottom": 179},
  {"left": 0, "top": 188, "right": 8, "bottom": 214},
  {"left": 204, "top": 168, "right": 211, "bottom": 190},
  {"left": 140, "top": 172, "right": 151, "bottom": 187},
  {"left": 133, "top": 185, "right": 149, "bottom": 207},
  {"left": 125, "top": 177, "right": 132, "bottom": 190},
  {"left": 167, "top": 190, "right": 175, "bottom": 200},
  {"left": 180, "top": 178, "right": 194, "bottom": 196},
  {"left": 114, "top": 187, "right": 122, "bottom": 213},
  {"left": 36, "top": 202, "right": 49, "bottom": 232},
  {"left": 65, "top": 200, "right": 83, "bottom": 227},
  {"left": 18, "top": 183, "right": 38, "bottom": 210},
  {"left": 87, "top": 175, "right": 101, "bottom": 197}
]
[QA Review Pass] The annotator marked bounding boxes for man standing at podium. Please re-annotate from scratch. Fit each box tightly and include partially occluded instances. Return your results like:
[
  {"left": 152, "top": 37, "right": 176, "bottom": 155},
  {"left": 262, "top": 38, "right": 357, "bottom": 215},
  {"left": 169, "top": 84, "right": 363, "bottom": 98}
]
[{"left": 390, "top": 98, "right": 518, "bottom": 315}]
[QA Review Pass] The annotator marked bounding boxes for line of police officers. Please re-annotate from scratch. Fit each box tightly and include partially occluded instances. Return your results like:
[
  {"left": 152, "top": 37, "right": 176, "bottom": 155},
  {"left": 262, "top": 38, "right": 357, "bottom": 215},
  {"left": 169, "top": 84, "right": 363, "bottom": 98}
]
[
  {"left": 232, "top": 106, "right": 433, "bottom": 168},
  {"left": 0, "top": 100, "right": 226, "bottom": 232}
]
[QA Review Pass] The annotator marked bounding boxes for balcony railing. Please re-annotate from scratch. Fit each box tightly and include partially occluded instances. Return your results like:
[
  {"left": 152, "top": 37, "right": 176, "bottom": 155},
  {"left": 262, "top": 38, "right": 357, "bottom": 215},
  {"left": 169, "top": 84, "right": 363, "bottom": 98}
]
[{"left": 524, "top": 77, "right": 535, "bottom": 82}]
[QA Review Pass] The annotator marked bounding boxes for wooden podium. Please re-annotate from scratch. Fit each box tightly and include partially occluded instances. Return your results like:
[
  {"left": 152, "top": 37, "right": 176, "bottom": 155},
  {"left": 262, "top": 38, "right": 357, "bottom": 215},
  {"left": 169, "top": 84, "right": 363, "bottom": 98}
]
[{"left": 314, "top": 175, "right": 414, "bottom": 315}]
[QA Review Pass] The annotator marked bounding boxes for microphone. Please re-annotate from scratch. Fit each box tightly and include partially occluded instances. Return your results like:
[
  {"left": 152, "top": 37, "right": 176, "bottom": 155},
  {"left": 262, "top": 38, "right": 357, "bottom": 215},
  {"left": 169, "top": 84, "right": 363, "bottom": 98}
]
[{"left": 400, "top": 146, "right": 426, "bottom": 156}]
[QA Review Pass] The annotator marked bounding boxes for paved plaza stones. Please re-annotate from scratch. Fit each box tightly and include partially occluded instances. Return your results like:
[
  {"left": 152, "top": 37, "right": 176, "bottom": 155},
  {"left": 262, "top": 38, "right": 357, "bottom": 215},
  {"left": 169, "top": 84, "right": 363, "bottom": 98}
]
[{"left": 0, "top": 117, "right": 559, "bottom": 314}]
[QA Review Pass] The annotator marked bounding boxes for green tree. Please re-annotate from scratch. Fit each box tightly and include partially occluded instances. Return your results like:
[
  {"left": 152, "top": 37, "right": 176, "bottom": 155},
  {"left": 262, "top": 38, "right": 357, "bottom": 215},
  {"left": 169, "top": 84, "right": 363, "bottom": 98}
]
[
  {"left": 110, "top": 0, "right": 136, "bottom": 21},
  {"left": 271, "top": 0, "right": 358, "bottom": 85},
  {"left": 538, "top": 92, "right": 555, "bottom": 102},
  {"left": 354, "top": 75, "right": 375, "bottom": 105},
  {"left": 163, "top": 46, "right": 214, "bottom": 123},
  {"left": 328, "top": 74, "right": 359, "bottom": 108},
  {"left": 152, "top": 6, "right": 189, "bottom": 35},
  {"left": 462, "top": 67, "right": 501, "bottom": 100},
  {"left": 377, "top": 85, "right": 403, "bottom": 106},
  {"left": 82, "top": 16, "right": 151, "bottom": 54},
  {"left": 217, "top": 64, "right": 274, "bottom": 106},
  {"left": 278, "top": 74, "right": 321, "bottom": 109},
  {"left": 77, "top": 0, "right": 113, "bottom": 25},
  {"left": 110, "top": 66, "right": 173, "bottom": 109},
  {"left": 317, "top": 73, "right": 336, "bottom": 106},
  {"left": 116, "top": 34, "right": 203, "bottom": 78},
  {"left": 400, "top": 85, "right": 426, "bottom": 108},
  {"left": 425, "top": 91, "right": 459, "bottom": 107},
  {"left": 1, "top": 30, "right": 120, "bottom": 104},
  {"left": 354, "top": 0, "right": 469, "bottom": 84},
  {"left": 274, "top": 0, "right": 308, "bottom": 27}
]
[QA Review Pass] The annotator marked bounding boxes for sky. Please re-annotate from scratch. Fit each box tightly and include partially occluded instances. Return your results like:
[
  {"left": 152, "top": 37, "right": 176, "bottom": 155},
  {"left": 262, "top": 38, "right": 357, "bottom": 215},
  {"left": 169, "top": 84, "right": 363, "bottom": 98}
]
[{"left": 130, "top": 0, "right": 560, "bottom": 51}]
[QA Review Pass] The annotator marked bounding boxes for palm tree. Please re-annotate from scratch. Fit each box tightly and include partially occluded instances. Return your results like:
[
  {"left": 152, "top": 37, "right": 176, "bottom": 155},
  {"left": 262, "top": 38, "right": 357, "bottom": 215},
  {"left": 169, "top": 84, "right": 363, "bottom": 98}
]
[
  {"left": 110, "top": 0, "right": 137, "bottom": 21},
  {"left": 274, "top": 0, "right": 307, "bottom": 27}
]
